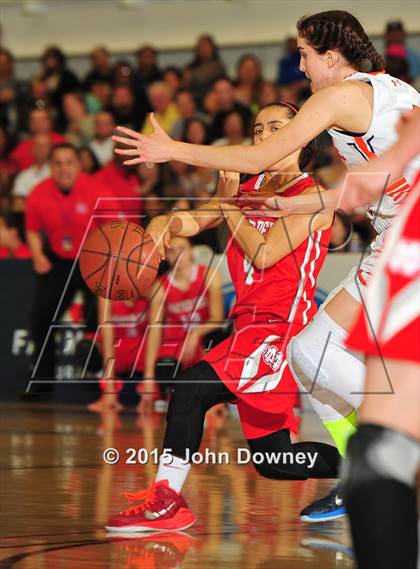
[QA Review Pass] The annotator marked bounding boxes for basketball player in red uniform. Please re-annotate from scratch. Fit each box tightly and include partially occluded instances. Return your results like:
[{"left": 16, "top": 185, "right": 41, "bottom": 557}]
[
  {"left": 139, "top": 236, "right": 224, "bottom": 415},
  {"left": 87, "top": 294, "right": 149, "bottom": 412},
  {"left": 105, "top": 103, "right": 338, "bottom": 533},
  {"left": 337, "top": 110, "right": 420, "bottom": 569}
]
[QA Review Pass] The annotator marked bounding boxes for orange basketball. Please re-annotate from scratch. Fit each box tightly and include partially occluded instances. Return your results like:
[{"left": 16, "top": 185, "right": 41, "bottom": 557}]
[{"left": 79, "top": 221, "right": 160, "bottom": 300}]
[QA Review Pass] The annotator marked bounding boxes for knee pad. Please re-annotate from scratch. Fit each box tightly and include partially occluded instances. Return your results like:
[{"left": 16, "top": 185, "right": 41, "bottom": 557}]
[
  {"left": 341, "top": 424, "right": 420, "bottom": 501},
  {"left": 287, "top": 310, "right": 364, "bottom": 405}
]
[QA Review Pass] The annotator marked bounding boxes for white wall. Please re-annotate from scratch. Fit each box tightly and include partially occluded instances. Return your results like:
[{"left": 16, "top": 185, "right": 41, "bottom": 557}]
[{"left": 2, "top": 0, "right": 420, "bottom": 57}]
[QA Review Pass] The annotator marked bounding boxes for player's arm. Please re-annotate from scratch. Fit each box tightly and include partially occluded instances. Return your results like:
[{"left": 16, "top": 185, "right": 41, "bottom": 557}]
[
  {"left": 113, "top": 82, "right": 371, "bottom": 173},
  {"left": 146, "top": 199, "right": 223, "bottom": 258},
  {"left": 220, "top": 191, "right": 333, "bottom": 271}
]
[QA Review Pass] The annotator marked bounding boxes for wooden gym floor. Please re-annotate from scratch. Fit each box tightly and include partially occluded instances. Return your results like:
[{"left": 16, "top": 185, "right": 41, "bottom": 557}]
[{"left": 0, "top": 403, "right": 354, "bottom": 569}]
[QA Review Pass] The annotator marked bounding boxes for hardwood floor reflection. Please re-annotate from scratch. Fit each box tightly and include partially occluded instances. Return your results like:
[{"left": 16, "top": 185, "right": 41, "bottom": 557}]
[{"left": 0, "top": 403, "right": 354, "bottom": 569}]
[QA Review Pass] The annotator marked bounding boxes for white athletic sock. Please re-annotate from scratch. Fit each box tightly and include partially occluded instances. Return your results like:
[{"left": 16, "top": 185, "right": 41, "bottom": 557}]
[{"left": 155, "top": 454, "right": 191, "bottom": 493}]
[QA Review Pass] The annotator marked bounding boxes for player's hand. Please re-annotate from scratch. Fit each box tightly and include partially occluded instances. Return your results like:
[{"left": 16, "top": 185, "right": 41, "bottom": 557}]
[
  {"left": 238, "top": 192, "right": 294, "bottom": 218},
  {"left": 138, "top": 379, "right": 156, "bottom": 415},
  {"left": 112, "top": 114, "right": 175, "bottom": 166},
  {"left": 146, "top": 215, "right": 173, "bottom": 260},
  {"left": 217, "top": 170, "right": 240, "bottom": 204},
  {"left": 33, "top": 254, "right": 52, "bottom": 274}
]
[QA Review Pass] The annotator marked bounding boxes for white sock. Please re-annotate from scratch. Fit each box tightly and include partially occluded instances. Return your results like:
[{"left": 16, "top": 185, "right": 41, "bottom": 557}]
[{"left": 155, "top": 454, "right": 191, "bottom": 493}]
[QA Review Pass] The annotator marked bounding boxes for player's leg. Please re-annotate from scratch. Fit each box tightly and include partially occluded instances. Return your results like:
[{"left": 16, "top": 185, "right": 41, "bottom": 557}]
[
  {"left": 342, "top": 357, "right": 419, "bottom": 569},
  {"left": 287, "top": 276, "right": 366, "bottom": 520},
  {"left": 288, "top": 285, "right": 365, "bottom": 451},
  {"left": 238, "top": 402, "right": 340, "bottom": 480},
  {"left": 105, "top": 361, "right": 235, "bottom": 532}
]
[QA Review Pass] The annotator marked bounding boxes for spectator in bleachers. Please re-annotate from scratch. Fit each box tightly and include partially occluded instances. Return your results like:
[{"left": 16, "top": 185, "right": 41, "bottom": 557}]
[
  {"left": 142, "top": 81, "right": 180, "bottom": 135},
  {"left": 162, "top": 66, "right": 183, "bottom": 95},
  {"left": 136, "top": 163, "right": 161, "bottom": 198},
  {"left": 95, "top": 150, "right": 143, "bottom": 218},
  {"left": 0, "top": 126, "right": 18, "bottom": 205},
  {"left": 32, "top": 47, "right": 80, "bottom": 129},
  {"left": 257, "top": 81, "right": 278, "bottom": 108},
  {"left": 86, "top": 79, "right": 112, "bottom": 113},
  {"left": 182, "top": 117, "right": 210, "bottom": 145},
  {"left": 84, "top": 47, "right": 113, "bottom": 90},
  {"left": 0, "top": 212, "right": 31, "bottom": 259},
  {"left": 111, "top": 84, "right": 146, "bottom": 131},
  {"left": 11, "top": 108, "right": 66, "bottom": 171},
  {"left": 89, "top": 110, "right": 115, "bottom": 166},
  {"left": 385, "top": 21, "right": 420, "bottom": 82},
  {"left": 62, "top": 92, "right": 95, "bottom": 147},
  {"left": 212, "top": 110, "right": 252, "bottom": 147},
  {"left": 134, "top": 45, "right": 162, "bottom": 89},
  {"left": 172, "top": 89, "right": 209, "bottom": 139},
  {"left": 0, "top": 48, "right": 27, "bottom": 134},
  {"left": 234, "top": 54, "right": 263, "bottom": 110},
  {"left": 112, "top": 59, "right": 135, "bottom": 88},
  {"left": 186, "top": 35, "right": 226, "bottom": 102},
  {"left": 276, "top": 36, "right": 309, "bottom": 103},
  {"left": 79, "top": 146, "right": 101, "bottom": 174},
  {"left": 202, "top": 88, "right": 220, "bottom": 119},
  {"left": 12, "top": 133, "right": 51, "bottom": 200},
  {"left": 385, "top": 44, "right": 412, "bottom": 83},
  {"left": 25, "top": 143, "right": 114, "bottom": 394},
  {"left": 209, "top": 77, "right": 252, "bottom": 141}
]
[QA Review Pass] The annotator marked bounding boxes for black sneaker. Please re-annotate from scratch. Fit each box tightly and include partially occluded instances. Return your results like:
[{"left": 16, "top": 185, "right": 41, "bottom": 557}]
[{"left": 300, "top": 484, "right": 346, "bottom": 523}]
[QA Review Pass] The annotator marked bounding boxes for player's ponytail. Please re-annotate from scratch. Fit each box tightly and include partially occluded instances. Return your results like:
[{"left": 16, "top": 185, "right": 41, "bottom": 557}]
[{"left": 297, "top": 11, "right": 385, "bottom": 72}]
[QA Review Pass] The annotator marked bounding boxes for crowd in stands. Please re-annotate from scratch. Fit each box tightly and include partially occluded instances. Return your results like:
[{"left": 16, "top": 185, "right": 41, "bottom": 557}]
[{"left": 0, "top": 24, "right": 419, "bottom": 258}]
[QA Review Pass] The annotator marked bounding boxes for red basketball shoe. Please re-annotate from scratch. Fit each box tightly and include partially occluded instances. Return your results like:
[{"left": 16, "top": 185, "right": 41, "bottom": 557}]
[{"left": 105, "top": 480, "right": 196, "bottom": 532}]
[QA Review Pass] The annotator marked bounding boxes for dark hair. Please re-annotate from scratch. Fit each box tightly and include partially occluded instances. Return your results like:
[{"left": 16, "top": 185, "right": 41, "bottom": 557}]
[
  {"left": 237, "top": 54, "right": 263, "bottom": 83},
  {"left": 79, "top": 146, "right": 101, "bottom": 173},
  {"left": 42, "top": 46, "right": 66, "bottom": 67},
  {"left": 49, "top": 143, "right": 79, "bottom": 160},
  {"left": 255, "top": 102, "right": 317, "bottom": 171},
  {"left": 182, "top": 117, "right": 210, "bottom": 145},
  {"left": 191, "top": 34, "right": 220, "bottom": 66},
  {"left": 297, "top": 11, "right": 385, "bottom": 72},
  {"left": 163, "top": 66, "right": 182, "bottom": 79}
]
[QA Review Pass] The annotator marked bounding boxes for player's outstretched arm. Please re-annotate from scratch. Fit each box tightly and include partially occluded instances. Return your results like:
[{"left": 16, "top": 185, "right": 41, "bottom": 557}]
[{"left": 112, "top": 85, "right": 360, "bottom": 173}]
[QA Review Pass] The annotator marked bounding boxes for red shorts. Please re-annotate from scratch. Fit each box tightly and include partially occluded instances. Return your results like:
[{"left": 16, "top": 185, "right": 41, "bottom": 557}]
[
  {"left": 158, "top": 325, "right": 204, "bottom": 368},
  {"left": 204, "top": 316, "right": 301, "bottom": 439}
]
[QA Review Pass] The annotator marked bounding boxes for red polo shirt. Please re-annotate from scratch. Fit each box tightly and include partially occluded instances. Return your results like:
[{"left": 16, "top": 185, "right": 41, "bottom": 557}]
[
  {"left": 95, "top": 161, "right": 142, "bottom": 219},
  {"left": 25, "top": 173, "right": 116, "bottom": 259},
  {"left": 11, "top": 132, "right": 67, "bottom": 171}
]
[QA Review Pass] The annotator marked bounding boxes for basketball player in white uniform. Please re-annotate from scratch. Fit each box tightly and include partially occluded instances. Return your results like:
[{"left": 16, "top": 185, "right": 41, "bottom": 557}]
[{"left": 111, "top": 11, "right": 420, "bottom": 521}]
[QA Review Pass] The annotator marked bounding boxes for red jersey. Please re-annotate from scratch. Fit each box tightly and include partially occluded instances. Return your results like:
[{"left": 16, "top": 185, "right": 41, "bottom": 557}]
[
  {"left": 347, "top": 179, "right": 420, "bottom": 363},
  {"left": 158, "top": 264, "right": 210, "bottom": 366},
  {"left": 11, "top": 132, "right": 67, "bottom": 171},
  {"left": 25, "top": 173, "right": 115, "bottom": 259},
  {"left": 228, "top": 173, "right": 331, "bottom": 326},
  {"left": 111, "top": 297, "right": 149, "bottom": 373}
]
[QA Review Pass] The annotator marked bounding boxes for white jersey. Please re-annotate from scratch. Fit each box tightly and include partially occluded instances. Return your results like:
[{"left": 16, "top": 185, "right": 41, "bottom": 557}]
[{"left": 328, "top": 72, "right": 420, "bottom": 272}]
